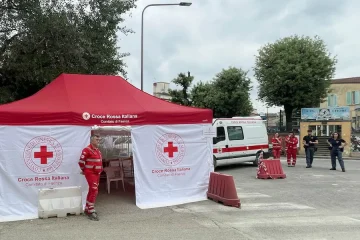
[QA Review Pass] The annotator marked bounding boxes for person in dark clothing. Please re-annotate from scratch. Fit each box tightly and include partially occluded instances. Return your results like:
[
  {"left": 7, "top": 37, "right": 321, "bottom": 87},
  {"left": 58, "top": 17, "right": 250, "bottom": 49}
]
[
  {"left": 327, "top": 132, "right": 346, "bottom": 172},
  {"left": 303, "top": 129, "right": 318, "bottom": 168}
]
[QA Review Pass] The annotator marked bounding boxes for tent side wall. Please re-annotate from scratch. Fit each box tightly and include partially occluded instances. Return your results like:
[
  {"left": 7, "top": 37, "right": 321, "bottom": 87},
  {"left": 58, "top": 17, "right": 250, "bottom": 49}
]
[
  {"left": 0, "top": 125, "right": 91, "bottom": 222},
  {"left": 131, "top": 123, "right": 213, "bottom": 209}
]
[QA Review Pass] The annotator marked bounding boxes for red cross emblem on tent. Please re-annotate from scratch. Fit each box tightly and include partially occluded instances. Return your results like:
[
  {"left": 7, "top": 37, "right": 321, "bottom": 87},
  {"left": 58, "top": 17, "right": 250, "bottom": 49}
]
[
  {"left": 23, "top": 136, "right": 63, "bottom": 174},
  {"left": 82, "top": 112, "right": 91, "bottom": 120},
  {"left": 164, "top": 142, "right": 178, "bottom": 158},
  {"left": 34, "top": 146, "right": 53, "bottom": 164},
  {"left": 156, "top": 133, "right": 186, "bottom": 166}
]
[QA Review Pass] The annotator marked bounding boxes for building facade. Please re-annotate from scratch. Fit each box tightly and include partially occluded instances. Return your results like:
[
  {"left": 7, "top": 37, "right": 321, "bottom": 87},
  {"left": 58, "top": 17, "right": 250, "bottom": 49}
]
[
  {"left": 297, "top": 77, "right": 360, "bottom": 157},
  {"left": 299, "top": 106, "right": 352, "bottom": 157},
  {"left": 153, "top": 82, "right": 171, "bottom": 101},
  {"left": 318, "top": 77, "right": 360, "bottom": 155},
  {"left": 320, "top": 77, "right": 360, "bottom": 130}
]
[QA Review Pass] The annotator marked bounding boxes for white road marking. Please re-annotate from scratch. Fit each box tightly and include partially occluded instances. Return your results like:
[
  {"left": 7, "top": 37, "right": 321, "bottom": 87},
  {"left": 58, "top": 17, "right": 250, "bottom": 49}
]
[
  {"left": 240, "top": 202, "right": 315, "bottom": 211},
  {"left": 332, "top": 184, "right": 338, "bottom": 186},
  {"left": 227, "top": 216, "right": 360, "bottom": 227},
  {"left": 172, "top": 204, "right": 240, "bottom": 213},
  {"left": 237, "top": 193, "right": 271, "bottom": 198},
  {"left": 172, "top": 202, "right": 314, "bottom": 213}
]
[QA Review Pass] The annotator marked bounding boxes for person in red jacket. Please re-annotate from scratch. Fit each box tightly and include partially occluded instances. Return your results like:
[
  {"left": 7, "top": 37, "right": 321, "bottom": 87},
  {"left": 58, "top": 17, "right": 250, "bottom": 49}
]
[
  {"left": 285, "top": 131, "right": 298, "bottom": 167},
  {"left": 271, "top": 133, "right": 282, "bottom": 159},
  {"left": 79, "top": 133, "right": 103, "bottom": 221}
]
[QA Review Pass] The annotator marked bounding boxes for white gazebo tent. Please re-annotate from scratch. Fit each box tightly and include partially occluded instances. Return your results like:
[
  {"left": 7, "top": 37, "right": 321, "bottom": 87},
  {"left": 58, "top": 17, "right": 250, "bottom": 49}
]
[{"left": 0, "top": 73, "right": 214, "bottom": 222}]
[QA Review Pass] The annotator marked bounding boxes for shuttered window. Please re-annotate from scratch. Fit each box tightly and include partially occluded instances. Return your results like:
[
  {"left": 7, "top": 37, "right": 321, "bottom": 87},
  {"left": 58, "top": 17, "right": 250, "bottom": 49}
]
[
  {"left": 346, "top": 91, "right": 360, "bottom": 105},
  {"left": 327, "top": 94, "right": 338, "bottom": 107},
  {"left": 355, "top": 91, "right": 360, "bottom": 104}
]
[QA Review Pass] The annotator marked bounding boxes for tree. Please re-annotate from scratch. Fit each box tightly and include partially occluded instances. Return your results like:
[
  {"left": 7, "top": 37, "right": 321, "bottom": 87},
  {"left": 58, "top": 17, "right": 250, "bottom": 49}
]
[
  {"left": 254, "top": 35, "right": 337, "bottom": 130},
  {"left": 191, "top": 67, "right": 253, "bottom": 118},
  {"left": 168, "top": 72, "right": 193, "bottom": 106},
  {"left": 0, "top": 0, "right": 136, "bottom": 103},
  {"left": 190, "top": 81, "right": 213, "bottom": 108}
]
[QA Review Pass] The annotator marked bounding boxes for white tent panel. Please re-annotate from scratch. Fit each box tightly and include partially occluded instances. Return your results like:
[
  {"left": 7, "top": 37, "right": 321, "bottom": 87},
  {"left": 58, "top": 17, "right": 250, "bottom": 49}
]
[
  {"left": 0, "top": 126, "right": 90, "bottom": 222},
  {"left": 132, "top": 124, "right": 213, "bottom": 209}
]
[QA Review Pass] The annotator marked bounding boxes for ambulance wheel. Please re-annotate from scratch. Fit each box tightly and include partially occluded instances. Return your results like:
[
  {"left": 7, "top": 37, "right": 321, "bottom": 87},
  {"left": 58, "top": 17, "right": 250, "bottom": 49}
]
[
  {"left": 253, "top": 153, "right": 260, "bottom": 166},
  {"left": 213, "top": 156, "right": 217, "bottom": 169}
]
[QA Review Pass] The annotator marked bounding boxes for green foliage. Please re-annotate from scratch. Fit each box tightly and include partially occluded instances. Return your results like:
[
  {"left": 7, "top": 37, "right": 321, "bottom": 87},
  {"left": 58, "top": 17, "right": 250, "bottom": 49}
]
[
  {"left": 190, "top": 81, "right": 213, "bottom": 108},
  {"left": 192, "top": 67, "right": 253, "bottom": 118},
  {"left": 168, "top": 72, "right": 193, "bottom": 106},
  {"left": 254, "top": 35, "right": 337, "bottom": 129},
  {"left": 0, "top": 0, "right": 136, "bottom": 103},
  {"left": 169, "top": 67, "right": 253, "bottom": 118}
]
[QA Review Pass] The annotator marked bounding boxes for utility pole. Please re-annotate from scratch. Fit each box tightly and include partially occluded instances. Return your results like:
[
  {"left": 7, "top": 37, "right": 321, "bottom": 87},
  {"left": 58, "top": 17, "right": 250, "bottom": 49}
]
[
  {"left": 279, "top": 109, "right": 283, "bottom": 131},
  {"left": 266, "top": 107, "right": 269, "bottom": 129}
]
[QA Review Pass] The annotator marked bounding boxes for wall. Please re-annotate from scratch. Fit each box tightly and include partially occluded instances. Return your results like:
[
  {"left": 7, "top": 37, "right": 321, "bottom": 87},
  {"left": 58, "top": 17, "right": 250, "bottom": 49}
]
[
  {"left": 153, "top": 82, "right": 170, "bottom": 93},
  {"left": 299, "top": 121, "right": 352, "bottom": 157},
  {"left": 153, "top": 82, "right": 171, "bottom": 100},
  {"left": 320, "top": 83, "right": 360, "bottom": 128},
  {"left": 267, "top": 113, "right": 278, "bottom": 127}
]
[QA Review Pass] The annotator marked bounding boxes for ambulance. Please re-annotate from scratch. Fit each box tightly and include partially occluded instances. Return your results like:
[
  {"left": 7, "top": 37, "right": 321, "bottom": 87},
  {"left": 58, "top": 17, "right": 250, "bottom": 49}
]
[{"left": 212, "top": 116, "right": 270, "bottom": 168}]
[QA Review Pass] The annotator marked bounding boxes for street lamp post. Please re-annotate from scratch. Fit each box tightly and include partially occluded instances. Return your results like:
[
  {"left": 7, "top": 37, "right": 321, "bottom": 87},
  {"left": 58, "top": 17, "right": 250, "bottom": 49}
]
[
  {"left": 266, "top": 106, "right": 269, "bottom": 129},
  {"left": 140, "top": 2, "right": 192, "bottom": 91}
]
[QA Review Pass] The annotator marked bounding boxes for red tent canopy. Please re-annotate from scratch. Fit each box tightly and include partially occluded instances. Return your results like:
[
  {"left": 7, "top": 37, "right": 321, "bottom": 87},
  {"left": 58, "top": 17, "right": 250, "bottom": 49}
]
[{"left": 0, "top": 74, "right": 212, "bottom": 126}]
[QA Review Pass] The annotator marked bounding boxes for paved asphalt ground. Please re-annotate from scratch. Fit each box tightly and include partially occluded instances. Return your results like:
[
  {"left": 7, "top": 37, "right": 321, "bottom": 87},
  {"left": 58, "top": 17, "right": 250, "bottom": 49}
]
[{"left": 1, "top": 157, "right": 360, "bottom": 240}]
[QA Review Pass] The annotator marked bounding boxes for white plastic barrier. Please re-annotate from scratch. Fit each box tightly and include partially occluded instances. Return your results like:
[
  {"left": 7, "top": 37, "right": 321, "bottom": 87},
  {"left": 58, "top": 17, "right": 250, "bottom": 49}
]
[{"left": 38, "top": 186, "right": 83, "bottom": 219}]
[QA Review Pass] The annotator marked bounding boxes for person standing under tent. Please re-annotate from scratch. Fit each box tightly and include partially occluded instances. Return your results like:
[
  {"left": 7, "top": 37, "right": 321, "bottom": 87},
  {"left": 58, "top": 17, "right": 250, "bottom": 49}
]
[
  {"left": 271, "top": 132, "right": 282, "bottom": 159},
  {"left": 327, "top": 132, "right": 346, "bottom": 172},
  {"left": 78, "top": 133, "right": 103, "bottom": 221},
  {"left": 285, "top": 131, "right": 298, "bottom": 167}
]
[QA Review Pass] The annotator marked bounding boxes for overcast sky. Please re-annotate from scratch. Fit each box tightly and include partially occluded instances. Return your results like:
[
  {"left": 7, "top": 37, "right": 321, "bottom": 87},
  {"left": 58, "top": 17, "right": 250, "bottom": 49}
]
[{"left": 118, "top": 0, "right": 359, "bottom": 114}]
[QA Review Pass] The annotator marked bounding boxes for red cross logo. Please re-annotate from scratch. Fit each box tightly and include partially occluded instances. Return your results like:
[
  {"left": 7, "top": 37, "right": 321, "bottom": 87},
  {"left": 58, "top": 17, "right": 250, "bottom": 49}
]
[
  {"left": 155, "top": 133, "right": 185, "bottom": 166},
  {"left": 34, "top": 146, "right": 53, "bottom": 164},
  {"left": 82, "top": 112, "right": 91, "bottom": 120},
  {"left": 24, "top": 136, "right": 63, "bottom": 174},
  {"left": 164, "top": 142, "right": 178, "bottom": 158}
]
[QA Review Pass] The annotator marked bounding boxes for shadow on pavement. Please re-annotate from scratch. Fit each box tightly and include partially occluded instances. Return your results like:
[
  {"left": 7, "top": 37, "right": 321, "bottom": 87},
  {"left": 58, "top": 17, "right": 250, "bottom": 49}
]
[{"left": 216, "top": 162, "right": 257, "bottom": 172}]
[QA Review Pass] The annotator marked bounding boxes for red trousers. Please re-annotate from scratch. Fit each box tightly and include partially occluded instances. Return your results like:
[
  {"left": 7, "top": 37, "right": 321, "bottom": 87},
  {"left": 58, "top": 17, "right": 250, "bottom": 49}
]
[
  {"left": 287, "top": 148, "right": 297, "bottom": 165},
  {"left": 272, "top": 148, "right": 281, "bottom": 159},
  {"left": 84, "top": 171, "right": 101, "bottom": 213}
]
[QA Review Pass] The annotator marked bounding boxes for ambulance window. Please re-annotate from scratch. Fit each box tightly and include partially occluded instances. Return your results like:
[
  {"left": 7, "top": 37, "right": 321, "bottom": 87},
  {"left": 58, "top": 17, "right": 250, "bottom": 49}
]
[
  {"left": 227, "top": 126, "right": 244, "bottom": 140},
  {"left": 217, "top": 127, "right": 225, "bottom": 138}
]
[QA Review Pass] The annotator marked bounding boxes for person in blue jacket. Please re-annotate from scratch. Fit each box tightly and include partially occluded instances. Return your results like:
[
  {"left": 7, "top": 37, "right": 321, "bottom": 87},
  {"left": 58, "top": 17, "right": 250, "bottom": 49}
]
[{"left": 327, "top": 132, "right": 346, "bottom": 172}]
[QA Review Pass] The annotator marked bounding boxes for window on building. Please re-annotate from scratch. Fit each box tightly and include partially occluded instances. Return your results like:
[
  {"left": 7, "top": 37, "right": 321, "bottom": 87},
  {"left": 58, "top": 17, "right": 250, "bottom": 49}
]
[
  {"left": 346, "top": 91, "right": 360, "bottom": 105},
  {"left": 327, "top": 94, "right": 338, "bottom": 107},
  {"left": 227, "top": 126, "right": 244, "bottom": 141}
]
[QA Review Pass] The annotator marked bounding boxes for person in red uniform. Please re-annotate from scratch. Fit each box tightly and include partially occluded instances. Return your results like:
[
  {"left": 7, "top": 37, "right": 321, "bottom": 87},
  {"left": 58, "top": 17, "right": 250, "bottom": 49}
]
[
  {"left": 271, "top": 133, "right": 282, "bottom": 159},
  {"left": 78, "top": 133, "right": 103, "bottom": 221},
  {"left": 285, "top": 131, "right": 298, "bottom": 167}
]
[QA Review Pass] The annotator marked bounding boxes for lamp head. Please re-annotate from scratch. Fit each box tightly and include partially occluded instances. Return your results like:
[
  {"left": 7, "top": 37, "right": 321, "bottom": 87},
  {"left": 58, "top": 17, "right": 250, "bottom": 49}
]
[{"left": 179, "top": 2, "right": 192, "bottom": 6}]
